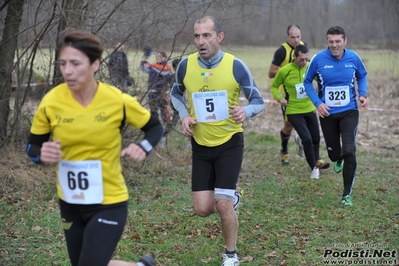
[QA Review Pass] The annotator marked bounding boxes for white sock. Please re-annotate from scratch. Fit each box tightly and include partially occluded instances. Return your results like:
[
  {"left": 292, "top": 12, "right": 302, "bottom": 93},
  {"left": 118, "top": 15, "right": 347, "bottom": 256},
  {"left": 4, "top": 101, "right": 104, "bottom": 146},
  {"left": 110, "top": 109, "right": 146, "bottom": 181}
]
[{"left": 137, "top": 263, "right": 145, "bottom": 266}]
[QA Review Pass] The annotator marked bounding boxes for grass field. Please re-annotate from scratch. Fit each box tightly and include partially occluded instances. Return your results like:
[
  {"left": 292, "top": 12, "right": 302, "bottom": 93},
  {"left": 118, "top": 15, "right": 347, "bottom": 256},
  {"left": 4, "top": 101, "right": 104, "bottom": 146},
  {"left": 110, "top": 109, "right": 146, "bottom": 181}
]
[
  {"left": 1, "top": 47, "right": 398, "bottom": 266},
  {"left": 1, "top": 133, "right": 398, "bottom": 266}
]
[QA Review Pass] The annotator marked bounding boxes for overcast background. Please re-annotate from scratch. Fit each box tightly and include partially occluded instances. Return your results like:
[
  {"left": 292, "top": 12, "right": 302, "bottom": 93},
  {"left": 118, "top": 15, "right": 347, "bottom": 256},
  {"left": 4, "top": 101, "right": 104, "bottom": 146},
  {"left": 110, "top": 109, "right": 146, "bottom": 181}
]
[{"left": 1, "top": 0, "right": 398, "bottom": 50}]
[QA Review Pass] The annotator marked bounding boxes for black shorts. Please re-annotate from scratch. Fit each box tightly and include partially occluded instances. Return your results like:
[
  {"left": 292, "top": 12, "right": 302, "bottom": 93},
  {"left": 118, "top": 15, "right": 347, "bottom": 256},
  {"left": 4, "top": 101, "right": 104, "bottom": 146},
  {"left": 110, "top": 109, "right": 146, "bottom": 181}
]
[
  {"left": 59, "top": 199, "right": 128, "bottom": 266},
  {"left": 191, "top": 132, "right": 244, "bottom": 192}
]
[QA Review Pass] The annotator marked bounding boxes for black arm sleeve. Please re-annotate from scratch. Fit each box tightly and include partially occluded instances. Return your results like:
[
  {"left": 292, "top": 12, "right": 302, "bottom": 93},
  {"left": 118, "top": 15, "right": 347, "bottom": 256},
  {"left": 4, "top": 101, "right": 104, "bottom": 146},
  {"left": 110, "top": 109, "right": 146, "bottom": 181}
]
[
  {"left": 26, "top": 133, "right": 51, "bottom": 163},
  {"left": 139, "top": 113, "right": 164, "bottom": 151},
  {"left": 271, "top": 46, "right": 287, "bottom": 66}
]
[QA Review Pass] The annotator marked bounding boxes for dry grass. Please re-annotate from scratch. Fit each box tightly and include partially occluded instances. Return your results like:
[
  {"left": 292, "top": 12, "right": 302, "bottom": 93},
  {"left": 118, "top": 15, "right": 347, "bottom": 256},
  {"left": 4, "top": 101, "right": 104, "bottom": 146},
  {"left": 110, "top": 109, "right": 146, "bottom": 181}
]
[{"left": 0, "top": 145, "right": 55, "bottom": 200}]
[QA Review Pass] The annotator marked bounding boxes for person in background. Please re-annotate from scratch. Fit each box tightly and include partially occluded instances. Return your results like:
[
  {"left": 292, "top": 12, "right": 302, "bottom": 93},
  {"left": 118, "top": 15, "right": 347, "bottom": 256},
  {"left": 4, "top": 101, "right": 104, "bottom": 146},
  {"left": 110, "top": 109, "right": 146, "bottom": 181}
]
[
  {"left": 159, "top": 58, "right": 182, "bottom": 148},
  {"left": 270, "top": 44, "right": 330, "bottom": 179},
  {"left": 140, "top": 51, "right": 172, "bottom": 125},
  {"left": 268, "top": 24, "right": 307, "bottom": 165},
  {"left": 304, "top": 26, "right": 368, "bottom": 206},
  {"left": 26, "top": 29, "right": 163, "bottom": 266},
  {"left": 170, "top": 16, "right": 264, "bottom": 266},
  {"left": 108, "top": 43, "right": 131, "bottom": 92}
]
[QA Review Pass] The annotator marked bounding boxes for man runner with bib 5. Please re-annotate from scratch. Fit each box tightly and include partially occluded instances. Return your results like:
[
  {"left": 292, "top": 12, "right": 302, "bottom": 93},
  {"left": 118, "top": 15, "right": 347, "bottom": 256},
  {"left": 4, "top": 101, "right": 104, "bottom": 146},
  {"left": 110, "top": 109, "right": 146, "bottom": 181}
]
[{"left": 170, "top": 16, "right": 264, "bottom": 266}]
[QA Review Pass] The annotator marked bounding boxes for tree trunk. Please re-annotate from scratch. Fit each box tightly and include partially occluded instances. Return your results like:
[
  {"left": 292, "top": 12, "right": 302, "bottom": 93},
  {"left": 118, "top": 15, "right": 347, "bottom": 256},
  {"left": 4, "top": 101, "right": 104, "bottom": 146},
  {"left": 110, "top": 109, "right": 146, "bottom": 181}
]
[
  {"left": 0, "top": 0, "right": 26, "bottom": 145},
  {"left": 52, "top": 0, "right": 86, "bottom": 88}
]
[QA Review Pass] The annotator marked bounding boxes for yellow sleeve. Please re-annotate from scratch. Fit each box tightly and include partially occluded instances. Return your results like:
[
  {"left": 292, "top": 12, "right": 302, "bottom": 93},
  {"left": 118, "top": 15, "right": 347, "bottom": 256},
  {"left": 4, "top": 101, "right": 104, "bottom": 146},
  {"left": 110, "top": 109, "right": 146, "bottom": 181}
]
[
  {"left": 30, "top": 98, "right": 52, "bottom": 135},
  {"left": 122, "top": 94, "right": 151, "bottom": 129}
]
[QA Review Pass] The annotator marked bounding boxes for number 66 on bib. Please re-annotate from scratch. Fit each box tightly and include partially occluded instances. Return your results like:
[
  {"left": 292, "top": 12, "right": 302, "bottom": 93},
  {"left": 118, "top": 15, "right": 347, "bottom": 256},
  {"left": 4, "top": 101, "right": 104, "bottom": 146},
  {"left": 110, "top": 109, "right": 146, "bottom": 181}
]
[{"left": 58, "top": 160, "right": 103, "bottom": 204}]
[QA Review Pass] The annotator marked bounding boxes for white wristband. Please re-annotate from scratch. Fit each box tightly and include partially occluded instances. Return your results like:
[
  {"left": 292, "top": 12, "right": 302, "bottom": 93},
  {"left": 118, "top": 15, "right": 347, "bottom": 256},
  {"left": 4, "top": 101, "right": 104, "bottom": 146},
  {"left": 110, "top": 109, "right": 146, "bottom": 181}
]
[{"left": 138, "top": 139, "right": 153, "bottom": 154}]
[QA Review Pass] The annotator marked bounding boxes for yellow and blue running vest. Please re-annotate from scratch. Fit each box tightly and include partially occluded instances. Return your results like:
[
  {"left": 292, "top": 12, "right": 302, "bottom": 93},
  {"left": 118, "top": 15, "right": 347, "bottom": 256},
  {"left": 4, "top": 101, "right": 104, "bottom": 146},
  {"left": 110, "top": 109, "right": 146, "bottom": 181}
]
[
  {"left": 281, "top": 41, "right": 305, "bottom": 67},
  {"left": 184, "top": 53, "right": 242, "bottom": 147}
]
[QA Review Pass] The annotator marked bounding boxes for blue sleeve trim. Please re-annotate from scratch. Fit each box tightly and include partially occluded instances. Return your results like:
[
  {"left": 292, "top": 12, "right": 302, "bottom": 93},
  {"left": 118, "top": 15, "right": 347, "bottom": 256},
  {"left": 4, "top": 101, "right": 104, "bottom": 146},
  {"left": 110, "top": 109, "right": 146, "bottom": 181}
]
[{"left": 26, "top": 143, "right": 41, "bottom": 163}]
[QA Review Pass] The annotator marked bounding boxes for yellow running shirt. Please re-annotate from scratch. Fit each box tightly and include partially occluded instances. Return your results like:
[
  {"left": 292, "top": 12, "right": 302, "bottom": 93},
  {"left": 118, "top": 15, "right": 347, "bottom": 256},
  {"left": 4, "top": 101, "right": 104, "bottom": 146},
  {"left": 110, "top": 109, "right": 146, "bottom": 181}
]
[{"left": 30, "top": 82, "right": 151, "bottom": 204}]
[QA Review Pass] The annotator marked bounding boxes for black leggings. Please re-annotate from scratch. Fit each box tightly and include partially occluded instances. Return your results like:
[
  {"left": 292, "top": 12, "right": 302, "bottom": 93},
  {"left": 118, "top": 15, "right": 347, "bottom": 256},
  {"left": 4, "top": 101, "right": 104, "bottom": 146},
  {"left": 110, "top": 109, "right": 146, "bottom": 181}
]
[
  {"left": 288, "top": 111, "right": 320, "bottom": 170},
  {"left": 59, "top": 200, "right": 128, "bottom": 266},
  {"left": 320, "top": 110, "right": 359, "bottom": 196}
]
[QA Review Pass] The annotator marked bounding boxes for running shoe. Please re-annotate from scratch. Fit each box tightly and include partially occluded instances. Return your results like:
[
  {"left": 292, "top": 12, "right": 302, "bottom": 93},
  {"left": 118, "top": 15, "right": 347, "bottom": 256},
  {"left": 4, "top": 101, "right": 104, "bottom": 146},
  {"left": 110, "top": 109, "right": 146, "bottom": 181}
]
[
  {"left": 316, "top": 159, "right": 330, "bottom": 170},
  {"left": 281, "top": 153, "right": 290, "bottom": 166},
  {"left": 233, "top": 188, "right": 244, "bottom": 216},
  {"left": 139, "top": 254, "right": 155, "bottom": 266},
  {"left": 342, "top": 195, "right": 353, "bottom": 206},
  {"left": 333, "top": 159, "right": 344, "bottom": 173},
  {"left": 221, "top": 254, "right": 240, "bottom": 266},
  {"left": 310, "top": 167, "right": 320, "bottom": 179},
  {"left": 294, "top": 134, "right": 305, "bottom": 157}
]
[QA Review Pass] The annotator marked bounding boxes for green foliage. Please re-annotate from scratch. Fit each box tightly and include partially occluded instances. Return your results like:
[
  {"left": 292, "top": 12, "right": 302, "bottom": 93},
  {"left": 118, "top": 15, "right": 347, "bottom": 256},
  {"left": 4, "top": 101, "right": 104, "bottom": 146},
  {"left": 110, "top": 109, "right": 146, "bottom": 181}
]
[{"left": 1, "top": 131, "right": 398, "bottom": 266}]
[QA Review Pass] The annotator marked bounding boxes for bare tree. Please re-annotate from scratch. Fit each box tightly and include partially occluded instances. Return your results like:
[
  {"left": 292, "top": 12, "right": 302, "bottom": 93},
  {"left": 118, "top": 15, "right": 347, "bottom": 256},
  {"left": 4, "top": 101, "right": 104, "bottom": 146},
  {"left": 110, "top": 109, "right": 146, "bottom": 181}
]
[
  {"left": 0, "top": 0, "right": 398, "bottom": 147},
  {"left": 52, "top": 0, "right": 88, "bottom": 88},
  {"left": 0, "top": 0, "right": 26, "bottom": 145}
]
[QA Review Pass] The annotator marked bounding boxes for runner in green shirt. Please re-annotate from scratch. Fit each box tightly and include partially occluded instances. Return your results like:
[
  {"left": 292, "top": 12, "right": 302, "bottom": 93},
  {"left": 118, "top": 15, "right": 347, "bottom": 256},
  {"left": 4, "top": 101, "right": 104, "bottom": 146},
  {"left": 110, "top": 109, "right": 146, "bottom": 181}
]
[{"left": 270, "top": 44, "right": 330, "bottom": 179}]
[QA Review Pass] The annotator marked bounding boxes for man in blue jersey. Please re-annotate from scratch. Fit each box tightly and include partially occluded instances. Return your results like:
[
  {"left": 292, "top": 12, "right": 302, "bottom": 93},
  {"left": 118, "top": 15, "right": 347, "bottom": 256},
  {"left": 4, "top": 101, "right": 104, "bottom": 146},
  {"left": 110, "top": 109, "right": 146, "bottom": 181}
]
[
  {"left": 170, "top": 16, "right": 264, "bottom": 265},
  {"left": 304, "top": 26, "right": 368, "bottom": 206}
]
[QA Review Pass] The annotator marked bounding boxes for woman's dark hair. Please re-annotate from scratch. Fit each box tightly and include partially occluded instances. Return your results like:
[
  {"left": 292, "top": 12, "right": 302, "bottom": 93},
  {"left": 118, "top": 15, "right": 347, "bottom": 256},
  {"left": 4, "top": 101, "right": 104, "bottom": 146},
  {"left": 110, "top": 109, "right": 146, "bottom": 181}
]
[{"left": 57, "top": 29, "right": 103, "bottom": 64}]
